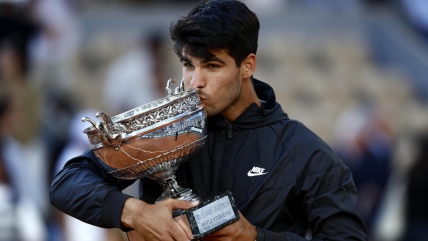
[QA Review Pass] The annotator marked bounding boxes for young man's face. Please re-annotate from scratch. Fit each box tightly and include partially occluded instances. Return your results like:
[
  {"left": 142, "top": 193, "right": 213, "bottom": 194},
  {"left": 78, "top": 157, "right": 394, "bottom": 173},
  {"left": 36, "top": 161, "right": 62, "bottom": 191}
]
[{"left": 181, "top": 49, "right": 242, "bottom": 117}]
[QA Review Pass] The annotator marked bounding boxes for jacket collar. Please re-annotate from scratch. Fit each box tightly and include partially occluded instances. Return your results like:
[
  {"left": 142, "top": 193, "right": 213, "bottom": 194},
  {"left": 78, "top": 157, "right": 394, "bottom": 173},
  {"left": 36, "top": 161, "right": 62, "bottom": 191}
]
[{"left": 208, "top": 78, "right": 289, "bottom": 130}]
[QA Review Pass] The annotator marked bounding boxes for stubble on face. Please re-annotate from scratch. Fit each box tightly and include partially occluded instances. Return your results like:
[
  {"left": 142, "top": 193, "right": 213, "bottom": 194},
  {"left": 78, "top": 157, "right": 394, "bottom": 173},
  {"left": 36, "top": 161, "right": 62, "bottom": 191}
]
[
  {"left": 181, "top": 48, "right": 244, "bottom": 118},
  {"left": 199, "top": 70, "right": 242, "bottom": 117}
]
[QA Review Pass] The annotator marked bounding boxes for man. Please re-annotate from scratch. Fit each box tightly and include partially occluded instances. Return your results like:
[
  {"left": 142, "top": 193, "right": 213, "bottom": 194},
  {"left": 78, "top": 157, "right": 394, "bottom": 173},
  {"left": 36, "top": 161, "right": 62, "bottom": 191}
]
[{"left": 50, "top": 0, "right": 368, "bottom": 240}]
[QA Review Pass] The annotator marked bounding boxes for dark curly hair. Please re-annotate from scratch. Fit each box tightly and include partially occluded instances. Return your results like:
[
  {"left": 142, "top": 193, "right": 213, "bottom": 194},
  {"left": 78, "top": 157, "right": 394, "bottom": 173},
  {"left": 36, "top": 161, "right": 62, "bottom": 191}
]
[{"left": 170, "top": 0, "right": 260, "bottom": 67}]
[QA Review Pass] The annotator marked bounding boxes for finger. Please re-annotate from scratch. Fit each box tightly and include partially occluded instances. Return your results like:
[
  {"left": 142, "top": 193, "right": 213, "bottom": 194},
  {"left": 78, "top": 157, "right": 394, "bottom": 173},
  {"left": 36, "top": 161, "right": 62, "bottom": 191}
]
[
  {"left": 175, "top": 215, "right": 194, "bottom": 240},
  {"left": 170, "top": 220, "right": 191, "bottom": 241},
  {"left": 168, "top": 199, "right": 199, "bottom": 211},
  {"left": 202, "top": 230, "right": 228, "bottom": 241},
  {"left": 203, "top": 218, "right": 239, "bottom": 237},
  {"left": 204, "top": 228, "right": 227, "bottom": 237}
]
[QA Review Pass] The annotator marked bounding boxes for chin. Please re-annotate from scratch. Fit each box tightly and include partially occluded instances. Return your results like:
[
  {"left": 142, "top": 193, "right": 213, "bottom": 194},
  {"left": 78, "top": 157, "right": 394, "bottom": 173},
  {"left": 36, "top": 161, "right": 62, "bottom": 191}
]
[
  {"left": 205, "top": 110, "right": 215, "bottom": 117},
  {"left": 203, "top": 106, "right": 217, "bottom": 117}
]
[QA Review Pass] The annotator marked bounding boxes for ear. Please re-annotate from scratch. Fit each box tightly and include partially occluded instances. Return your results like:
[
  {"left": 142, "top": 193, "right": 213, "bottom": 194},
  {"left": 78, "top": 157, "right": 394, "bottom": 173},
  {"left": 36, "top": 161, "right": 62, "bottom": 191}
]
[{"left": 241, "top": 53, "right": 257, "bottom": 79}]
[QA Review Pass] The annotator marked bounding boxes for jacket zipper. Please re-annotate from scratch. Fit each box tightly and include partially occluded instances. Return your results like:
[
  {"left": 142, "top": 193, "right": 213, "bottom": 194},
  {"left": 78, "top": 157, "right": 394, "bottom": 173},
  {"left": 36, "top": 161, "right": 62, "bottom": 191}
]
[
  {"left": 210, "top": 131, "right": 217, "bottom": 195},
  {"left": 219, "top": 122, "right": 232, "bottom": 192}
]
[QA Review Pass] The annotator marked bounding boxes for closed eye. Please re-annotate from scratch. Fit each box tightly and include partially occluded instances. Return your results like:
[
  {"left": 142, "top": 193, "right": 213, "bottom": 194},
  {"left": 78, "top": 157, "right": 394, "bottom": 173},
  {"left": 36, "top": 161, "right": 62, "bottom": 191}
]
[
  {"left": 183, "top": 62, "right": 194, "bottom": 68},
  {"left": 208, "top": 64, "right": 219, "bottom": 69}
]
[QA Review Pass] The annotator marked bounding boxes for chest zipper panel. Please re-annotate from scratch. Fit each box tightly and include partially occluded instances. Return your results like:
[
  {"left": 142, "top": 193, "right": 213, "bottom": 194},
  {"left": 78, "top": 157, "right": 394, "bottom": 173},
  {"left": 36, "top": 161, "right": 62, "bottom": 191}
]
[
  {"left": 219, "top": 123, "right": 233, "bottom": 193},
  {"left": 209, "top": 130, "right": 218, "bottom": 196}
]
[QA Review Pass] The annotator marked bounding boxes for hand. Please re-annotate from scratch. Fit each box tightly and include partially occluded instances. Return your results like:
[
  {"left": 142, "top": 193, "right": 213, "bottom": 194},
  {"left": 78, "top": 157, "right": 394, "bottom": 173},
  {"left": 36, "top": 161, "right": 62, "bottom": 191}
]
[
  {"left": 121, "top": 198, "right": 199, "bottom": 241},
  {"left": 201, "top": 210, "right": 257, "bottom": 241}
]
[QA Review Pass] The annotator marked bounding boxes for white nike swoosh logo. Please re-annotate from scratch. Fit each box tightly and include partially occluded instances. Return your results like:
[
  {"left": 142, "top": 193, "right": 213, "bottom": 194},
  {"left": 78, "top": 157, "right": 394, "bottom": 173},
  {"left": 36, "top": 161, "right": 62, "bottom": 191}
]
[{"left": 247, "top": 171, "right": 268, "bottom": 177}]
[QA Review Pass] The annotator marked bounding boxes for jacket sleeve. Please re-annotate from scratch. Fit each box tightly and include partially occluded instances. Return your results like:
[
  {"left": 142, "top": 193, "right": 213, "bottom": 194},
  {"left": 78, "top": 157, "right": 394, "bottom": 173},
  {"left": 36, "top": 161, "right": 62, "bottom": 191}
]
[
  {"left": 254, "top": 162, "right": 368, "bottom": 241},
  {"left": 301, "top": 163, "right": 367, "bottom": 240},
  {"left": 50, "top": 151, "right": 136, "bottom": 231}
]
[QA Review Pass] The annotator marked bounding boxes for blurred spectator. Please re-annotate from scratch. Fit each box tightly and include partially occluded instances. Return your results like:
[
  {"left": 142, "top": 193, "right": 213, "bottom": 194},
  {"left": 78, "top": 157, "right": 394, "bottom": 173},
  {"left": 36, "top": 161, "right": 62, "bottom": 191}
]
[
  {"left": 1, "top": 2, "right": 82, "bottom": 240},
  {"left": 0, "top": 91, "right": 46, "bottom": 241},
  {"left": 0, "top": 1, "right": 50, "bottom": 219},
  {"left": 0, "top": 3, "right": 39, "bottom": 143},
  {"left": 27, "top": 0, "right": 81, "bottom": 213},
  {"left": 102, "top": 31, "right": 166, "bottom": 114},
  {"left": 30, "top": 0, "right": 80, "bottom": 66},
  {"left": 333, "top": 101, "right": 392, "bottom": 235},
  {"left": 0, "top": 3, "right": 37, "bottom": 82}
]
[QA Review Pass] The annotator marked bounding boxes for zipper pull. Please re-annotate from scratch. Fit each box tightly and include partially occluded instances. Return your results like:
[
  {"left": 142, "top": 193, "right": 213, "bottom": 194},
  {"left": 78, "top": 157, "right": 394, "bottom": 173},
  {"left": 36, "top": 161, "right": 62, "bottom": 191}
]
[{"left": 227, "top": 123, "right": 232, "bottom": 139}]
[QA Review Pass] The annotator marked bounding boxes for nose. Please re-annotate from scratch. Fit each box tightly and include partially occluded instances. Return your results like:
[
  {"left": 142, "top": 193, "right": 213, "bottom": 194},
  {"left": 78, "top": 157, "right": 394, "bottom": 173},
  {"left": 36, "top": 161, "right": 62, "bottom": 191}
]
[{"left": 189, "top": 68, "right": 206, "bottom": 89}]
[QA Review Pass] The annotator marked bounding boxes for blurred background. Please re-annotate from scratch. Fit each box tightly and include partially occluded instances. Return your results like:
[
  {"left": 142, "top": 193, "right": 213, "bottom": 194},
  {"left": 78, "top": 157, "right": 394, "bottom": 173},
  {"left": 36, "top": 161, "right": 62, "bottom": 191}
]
[{"left": 0, "top": 0, "right": 427, "bottom": 240}]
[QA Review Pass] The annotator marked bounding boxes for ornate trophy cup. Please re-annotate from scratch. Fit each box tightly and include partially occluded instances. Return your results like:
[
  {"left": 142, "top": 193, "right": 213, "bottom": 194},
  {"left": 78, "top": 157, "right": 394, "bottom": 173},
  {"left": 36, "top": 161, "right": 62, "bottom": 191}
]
[
  {"left": 82, "top": 79, "right": 239, "bottom": 240},
  {"left": 82, "top": 79, "right": 206, "bottom": 208}
]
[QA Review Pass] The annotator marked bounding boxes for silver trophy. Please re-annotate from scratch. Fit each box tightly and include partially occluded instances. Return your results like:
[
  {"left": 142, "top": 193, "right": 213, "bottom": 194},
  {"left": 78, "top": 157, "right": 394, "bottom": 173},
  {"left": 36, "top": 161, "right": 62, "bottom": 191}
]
[
  {"left": 81, "top": 78, "right": 206, "bottom": 214},
  {"left": 82, "top": 79, "right": 239, "bottom": 241}
]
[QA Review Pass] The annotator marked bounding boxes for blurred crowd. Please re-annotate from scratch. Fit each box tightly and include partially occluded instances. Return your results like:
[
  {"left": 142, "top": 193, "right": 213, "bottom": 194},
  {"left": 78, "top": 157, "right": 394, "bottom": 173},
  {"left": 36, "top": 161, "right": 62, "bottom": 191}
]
[{"left": 0, "top": 0, "right": 427, "bottom": 241}]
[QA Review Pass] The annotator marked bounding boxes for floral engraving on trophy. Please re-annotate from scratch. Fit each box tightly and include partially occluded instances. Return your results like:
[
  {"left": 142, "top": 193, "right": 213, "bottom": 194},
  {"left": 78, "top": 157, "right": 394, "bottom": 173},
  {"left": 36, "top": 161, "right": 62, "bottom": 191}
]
[
  {"left": 88, "top": 133, "right": 102, "bottom": 145},
  {"left": 121, "top": 94, "right": 201, "bottom": 135},
  {"left": 83, "top": 91, "right": 201, "bottom": 151}
]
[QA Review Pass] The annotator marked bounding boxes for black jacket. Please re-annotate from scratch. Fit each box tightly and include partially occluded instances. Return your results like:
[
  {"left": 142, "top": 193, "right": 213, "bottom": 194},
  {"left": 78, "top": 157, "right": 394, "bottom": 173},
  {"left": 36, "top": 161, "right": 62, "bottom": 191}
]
[{"left": 50, "top": 79, "right": 368, "bottom": 241}]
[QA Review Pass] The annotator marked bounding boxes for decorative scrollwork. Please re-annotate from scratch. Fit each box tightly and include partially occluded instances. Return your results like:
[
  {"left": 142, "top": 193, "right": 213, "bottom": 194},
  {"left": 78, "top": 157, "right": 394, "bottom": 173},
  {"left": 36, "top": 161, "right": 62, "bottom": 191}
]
[
  {"left": 83, "top": 78, "right": 201, "bottom": 151},
  {"left": 82, "top": 112, "right": 127, "bottom": 150},
  {"left": 122, "top": 93, "right": 201, "bottom": 135}
]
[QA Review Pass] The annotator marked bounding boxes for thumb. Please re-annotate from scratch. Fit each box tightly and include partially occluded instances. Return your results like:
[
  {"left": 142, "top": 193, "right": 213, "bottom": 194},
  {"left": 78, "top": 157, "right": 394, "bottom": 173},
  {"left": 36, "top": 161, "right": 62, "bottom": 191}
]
[{"left": 168, "top": 199, "right": 199, "bottom": 211}]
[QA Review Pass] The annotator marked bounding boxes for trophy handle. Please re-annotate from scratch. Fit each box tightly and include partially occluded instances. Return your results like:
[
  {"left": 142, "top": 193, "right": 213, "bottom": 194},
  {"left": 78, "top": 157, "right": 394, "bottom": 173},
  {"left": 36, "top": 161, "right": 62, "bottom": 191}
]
[
  {"left": 96, "top": 111, "right": 115, "bottom": 127},
  {"left": 180, "top": 78, "right": 186, "bottom": 92},
  {"left": 82, "top": 117, "right": 111, "bottom": 145},
  {"left": 82, "top": 115, "right": 126, "bottom": 150},
  {"left": 166, "top": 78, "right": 175, "bottom": 96},
  {"left": 166, "top": 78, "right": 186, "bottom": 97}
]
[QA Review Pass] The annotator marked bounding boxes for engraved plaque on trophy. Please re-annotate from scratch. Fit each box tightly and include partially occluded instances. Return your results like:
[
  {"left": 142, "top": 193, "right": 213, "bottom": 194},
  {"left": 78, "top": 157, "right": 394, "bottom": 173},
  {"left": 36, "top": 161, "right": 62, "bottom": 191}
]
[{"left": 186, "top": 191, "right": 240, "bottom": 240}]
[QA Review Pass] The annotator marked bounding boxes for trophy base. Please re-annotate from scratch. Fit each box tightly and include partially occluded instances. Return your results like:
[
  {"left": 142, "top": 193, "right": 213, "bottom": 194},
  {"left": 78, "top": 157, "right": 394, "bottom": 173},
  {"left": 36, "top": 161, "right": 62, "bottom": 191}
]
[
  {"left": 186, "top": 191, "right": 240, "bottom": 240},
  {"left": 126, "top": 191, "right": 240, "bottom": 241}
]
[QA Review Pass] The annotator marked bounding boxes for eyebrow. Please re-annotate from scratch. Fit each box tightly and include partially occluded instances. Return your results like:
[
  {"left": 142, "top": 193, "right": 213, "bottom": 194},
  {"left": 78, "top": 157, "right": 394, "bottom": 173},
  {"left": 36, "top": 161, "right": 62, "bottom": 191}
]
[
  {"left": 180, "top": 56, "right": 191, "bottom": 63},
  {"left": 200, "top": 57, "right": 225, "bottom": 65},
  {"left": 180, "top": 56, "right": 226, "bottom": 65}
]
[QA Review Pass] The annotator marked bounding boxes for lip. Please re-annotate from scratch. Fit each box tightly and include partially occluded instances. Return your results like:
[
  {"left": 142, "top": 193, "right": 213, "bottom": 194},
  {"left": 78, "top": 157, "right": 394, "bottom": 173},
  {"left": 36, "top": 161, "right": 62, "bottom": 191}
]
[{"left": 198, "top": 95, "right": 206, "bottom": 101}]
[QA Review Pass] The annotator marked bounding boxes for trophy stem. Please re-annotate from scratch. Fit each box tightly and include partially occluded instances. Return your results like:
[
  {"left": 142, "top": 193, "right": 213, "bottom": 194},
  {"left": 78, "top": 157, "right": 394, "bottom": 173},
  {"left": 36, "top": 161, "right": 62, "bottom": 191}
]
[{"left": 152, "top": 166, "right": 200, "bottom": 217}]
